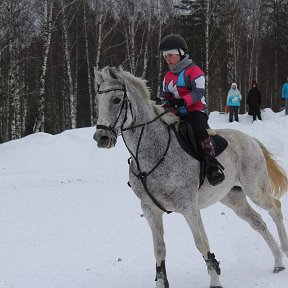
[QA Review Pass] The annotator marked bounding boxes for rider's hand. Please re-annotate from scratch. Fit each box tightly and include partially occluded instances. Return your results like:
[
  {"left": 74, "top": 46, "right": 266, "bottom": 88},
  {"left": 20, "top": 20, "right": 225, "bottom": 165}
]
[{"left": 167, "top": 98, "right": 186, "bottom": 109}]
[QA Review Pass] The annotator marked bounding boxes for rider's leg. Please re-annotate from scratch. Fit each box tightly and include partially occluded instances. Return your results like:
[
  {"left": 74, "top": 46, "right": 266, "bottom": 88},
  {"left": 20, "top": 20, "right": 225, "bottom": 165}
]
[{"left": 181, "top": 111, "right": 225, "bottom": 186}]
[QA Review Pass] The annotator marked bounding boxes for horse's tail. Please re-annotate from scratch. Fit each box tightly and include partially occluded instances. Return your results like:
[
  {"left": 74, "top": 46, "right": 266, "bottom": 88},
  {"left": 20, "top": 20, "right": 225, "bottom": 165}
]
[{"left": 255, "top": 139, "right": 288, "bottom": 199}]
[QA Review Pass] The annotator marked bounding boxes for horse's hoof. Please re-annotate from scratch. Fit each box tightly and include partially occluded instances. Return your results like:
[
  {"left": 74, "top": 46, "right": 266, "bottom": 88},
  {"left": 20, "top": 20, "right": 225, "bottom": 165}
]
[
  {"left": 210, "top": 286, "right": 223, "bottom": 288},
  {"left": 273, "top": 266, "right": 285, "bottom": 273}
]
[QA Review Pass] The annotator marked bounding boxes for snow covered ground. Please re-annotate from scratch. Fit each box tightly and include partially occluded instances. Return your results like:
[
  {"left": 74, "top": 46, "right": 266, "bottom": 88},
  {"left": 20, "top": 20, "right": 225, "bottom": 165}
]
[{"left": 0, "top": 109, "right": 288, "bottom": 288}]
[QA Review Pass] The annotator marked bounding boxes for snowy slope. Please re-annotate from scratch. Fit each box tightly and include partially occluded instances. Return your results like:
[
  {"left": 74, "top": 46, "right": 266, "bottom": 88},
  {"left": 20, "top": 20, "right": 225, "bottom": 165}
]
[{"left": 0, "top": 109, "right": 287, "bottom": 288}]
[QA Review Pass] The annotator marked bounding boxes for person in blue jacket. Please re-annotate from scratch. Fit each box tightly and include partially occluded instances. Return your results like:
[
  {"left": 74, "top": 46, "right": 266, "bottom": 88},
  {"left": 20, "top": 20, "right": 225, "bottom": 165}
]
[
  {"left": 227, "top": 82, "right": 242, "bottom": 122},
  {"left": 282, "top": 77, "right": 288, "bottom": 115}
]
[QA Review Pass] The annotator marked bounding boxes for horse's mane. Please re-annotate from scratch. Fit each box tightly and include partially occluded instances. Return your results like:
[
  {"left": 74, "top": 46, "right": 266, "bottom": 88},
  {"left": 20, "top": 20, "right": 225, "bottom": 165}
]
[
  {"left": 119, "top": 68, "right": 179, "bottom": 125},
  {"left": 98, "top": 66, "right": 150, "bottom": 102},
  {"left": 119, "top": 68, "right": 151, "bottom": 102}
]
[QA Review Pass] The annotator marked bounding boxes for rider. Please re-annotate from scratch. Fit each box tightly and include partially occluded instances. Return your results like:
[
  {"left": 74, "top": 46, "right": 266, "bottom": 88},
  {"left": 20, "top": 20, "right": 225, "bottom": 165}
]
[{"left": 158, "top": 34, "right": 224, "bottom": 186}]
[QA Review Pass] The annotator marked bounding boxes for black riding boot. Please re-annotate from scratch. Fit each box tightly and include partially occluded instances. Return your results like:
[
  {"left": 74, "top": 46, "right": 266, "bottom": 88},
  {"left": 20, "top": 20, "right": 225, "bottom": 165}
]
[{"left": 199, "top": 137, "right": 225, "bottom": 186}]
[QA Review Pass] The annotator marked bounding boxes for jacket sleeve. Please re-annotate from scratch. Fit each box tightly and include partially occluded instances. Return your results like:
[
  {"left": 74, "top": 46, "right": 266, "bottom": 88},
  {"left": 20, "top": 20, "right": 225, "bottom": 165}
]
[
  {"left": 182, "top": 67, "right": 205, "bottom": 106},
  {"left": 160, "top": 76, "right": 173, "bottom": 101},
  {"left": 238, "top": 92, "right": 242, "bottom": 101},
  {"left": 282, "top": 84, "right": 285, "bottom": 99},
  {"left": 226, "top": 92, "right": 230, "bottom": 105}
]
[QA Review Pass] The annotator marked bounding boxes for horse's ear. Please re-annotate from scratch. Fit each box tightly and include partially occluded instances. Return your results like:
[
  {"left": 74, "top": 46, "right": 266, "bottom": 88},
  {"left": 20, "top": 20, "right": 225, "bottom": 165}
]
[
  {"left": 94, "top": 67, "right": 104, "bottom": 87},
  {"left": 106, "top": 66, "right": 119, "bottom": 80}
]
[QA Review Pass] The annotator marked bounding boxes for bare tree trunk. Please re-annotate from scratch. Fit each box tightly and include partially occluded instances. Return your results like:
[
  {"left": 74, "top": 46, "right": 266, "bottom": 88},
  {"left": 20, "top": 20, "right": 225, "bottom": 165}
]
[
  {"left": 202, "top": 0, "right": 220, "bottom": 111},
  {"left": 83, "top": 1, "right": 94, "bottom": 125},
  {"left": 127, "top": 1, "right": 136, "bottom": 74},
  {"left": 75, "top": 16, "right": 79, "bottom": 125},
  {"left": 156, "top": 0, "right": 163, "bottom": 99},
  {"left": 233, "top": 26, "right": 237, "bottom": 81},
  {"left": 273, "top": 1, "right": 279, "bottom": 111},
  {"left": 95, "top": 4, "right": 104, "bottom": 71},
  {"left": 33, "top": 0, "right": 54, "bottom": 133},
  {"left": 61, "top": 0, "right": 76, "bottom": 129},
  {"left": 142, "top": 0, "right": 151, "bottom": 79},
  {"left": 205, "top": 0, "right": 210, "bottom": 110},
  {"left": 9, "top": 40, "right": 21, "bottom": 139},
  {"left": 273, "top": 48, "right": 278, "bottom": 110}
]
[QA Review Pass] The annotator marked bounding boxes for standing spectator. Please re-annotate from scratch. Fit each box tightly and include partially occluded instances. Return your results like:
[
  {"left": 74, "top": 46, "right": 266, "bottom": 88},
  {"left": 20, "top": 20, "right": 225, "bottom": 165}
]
[
  {"left": 247, "top": 81, "right": 262, "bottom": 121},
  {"left": 282, "top": 77, "right": 288, "bottom": 115},
  {"left": 227, "top": 82, "right": 242, "bottom": 122}
]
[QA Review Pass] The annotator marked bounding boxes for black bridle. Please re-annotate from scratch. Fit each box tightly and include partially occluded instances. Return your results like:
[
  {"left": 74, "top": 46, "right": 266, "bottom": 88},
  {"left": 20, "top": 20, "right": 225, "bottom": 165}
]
[
  {"left": 96, "top": 85, "right": 173, "bottom": 214},
  {"left": 96, "top": 86, "right": 131, "bottom": 138},
  {"left": 96, "top": 85, "right": 170, "bottom": 134}
]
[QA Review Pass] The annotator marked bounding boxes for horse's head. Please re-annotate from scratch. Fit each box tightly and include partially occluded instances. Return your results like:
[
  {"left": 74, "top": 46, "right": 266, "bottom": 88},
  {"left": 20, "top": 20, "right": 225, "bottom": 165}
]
[{"left": 93, "top": 67, "right": 134, "bottom": 148}]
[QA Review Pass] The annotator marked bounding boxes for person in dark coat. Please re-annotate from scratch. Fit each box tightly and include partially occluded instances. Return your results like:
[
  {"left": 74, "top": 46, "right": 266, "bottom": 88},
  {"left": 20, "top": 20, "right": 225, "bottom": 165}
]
[{"left": 247, "top": 81, "right": 262, "bottom": 121}]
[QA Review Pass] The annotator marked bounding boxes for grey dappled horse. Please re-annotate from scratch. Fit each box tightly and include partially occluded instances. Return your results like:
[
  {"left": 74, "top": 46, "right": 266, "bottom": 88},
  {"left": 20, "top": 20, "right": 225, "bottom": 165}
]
[{"left": 93, "top": 66, "right": 288, "bottom": 288}]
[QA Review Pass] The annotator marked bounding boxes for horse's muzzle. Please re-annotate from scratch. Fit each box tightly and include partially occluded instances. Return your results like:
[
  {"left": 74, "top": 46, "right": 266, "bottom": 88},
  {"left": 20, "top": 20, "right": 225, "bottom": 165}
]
[{"left": 93, "top": 130, "right": 117, "bottom": 148}]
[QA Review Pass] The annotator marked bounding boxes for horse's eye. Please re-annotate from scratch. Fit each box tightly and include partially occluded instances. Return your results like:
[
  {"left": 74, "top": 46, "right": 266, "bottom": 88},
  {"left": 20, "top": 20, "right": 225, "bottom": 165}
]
[{"left": 112, "top": 97, "right": 121, "bottom": 104}]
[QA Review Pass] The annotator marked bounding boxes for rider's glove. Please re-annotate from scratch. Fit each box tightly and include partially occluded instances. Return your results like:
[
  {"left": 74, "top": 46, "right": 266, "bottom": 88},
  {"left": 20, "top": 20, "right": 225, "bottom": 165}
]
[{"left": 167, "top": 98, "right": 186, "bottom": 109}]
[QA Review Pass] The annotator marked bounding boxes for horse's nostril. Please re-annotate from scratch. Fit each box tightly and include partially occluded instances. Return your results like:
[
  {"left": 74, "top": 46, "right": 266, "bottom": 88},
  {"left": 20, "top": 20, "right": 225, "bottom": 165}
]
[{"left": 101, "top": 136, "right": 109, "bottom": 141}]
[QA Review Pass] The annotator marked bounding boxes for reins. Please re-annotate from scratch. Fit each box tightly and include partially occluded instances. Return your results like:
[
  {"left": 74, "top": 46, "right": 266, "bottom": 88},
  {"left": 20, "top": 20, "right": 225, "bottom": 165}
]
[
  {"left": 96, "top": 85, "right": 173, "bottom": 214},
  {"left": 121, "top": 109, "right": 173, "bottom": 132},
  {"left": 124, "top": 124, "right": 172, "bottom": 214}
]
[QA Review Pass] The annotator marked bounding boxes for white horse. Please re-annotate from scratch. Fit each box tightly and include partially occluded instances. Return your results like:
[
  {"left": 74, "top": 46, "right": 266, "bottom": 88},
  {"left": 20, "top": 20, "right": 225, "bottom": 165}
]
[{"left": 93, "top": 66, "right": 288, "bottom": 288}]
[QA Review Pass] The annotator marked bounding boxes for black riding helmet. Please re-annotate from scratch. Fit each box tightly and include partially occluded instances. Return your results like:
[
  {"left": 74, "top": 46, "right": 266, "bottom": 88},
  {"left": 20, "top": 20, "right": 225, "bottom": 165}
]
[{"left": 159, "top": 34, "right": 188, "bottom": 54}]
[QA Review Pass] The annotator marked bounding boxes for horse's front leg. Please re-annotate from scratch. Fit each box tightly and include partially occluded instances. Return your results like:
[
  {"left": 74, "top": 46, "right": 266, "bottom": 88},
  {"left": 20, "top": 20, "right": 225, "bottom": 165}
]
[
  {"left": 141, "top": 203, "right": 169, "bottom": 288},
  {"left": 184, "top": 206, "right": 223, "bottom": 288}
]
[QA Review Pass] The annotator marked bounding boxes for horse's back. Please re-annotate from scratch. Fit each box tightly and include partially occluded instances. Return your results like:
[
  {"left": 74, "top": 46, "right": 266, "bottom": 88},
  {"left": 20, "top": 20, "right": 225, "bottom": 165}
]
[{"left": 198, "top": 128, "right": 267, "bottom": 208}]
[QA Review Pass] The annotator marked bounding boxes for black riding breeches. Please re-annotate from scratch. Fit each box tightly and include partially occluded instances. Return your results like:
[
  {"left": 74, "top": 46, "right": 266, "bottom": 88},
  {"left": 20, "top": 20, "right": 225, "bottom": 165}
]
[{"left": 180, "top": 111, "right": 209, "bottom": 141}]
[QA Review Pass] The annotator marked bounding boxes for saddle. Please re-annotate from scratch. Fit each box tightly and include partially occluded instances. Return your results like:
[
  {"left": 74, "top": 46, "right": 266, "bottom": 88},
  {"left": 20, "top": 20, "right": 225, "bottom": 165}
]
[{"left": 171, "top": 121, "right": 228, "bottom": 187}]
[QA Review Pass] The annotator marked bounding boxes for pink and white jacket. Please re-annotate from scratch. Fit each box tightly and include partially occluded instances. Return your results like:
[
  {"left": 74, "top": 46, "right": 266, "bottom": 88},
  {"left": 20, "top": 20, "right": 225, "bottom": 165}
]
[{"left": 160, "top": 58, "right": 207, "bottom": 114}]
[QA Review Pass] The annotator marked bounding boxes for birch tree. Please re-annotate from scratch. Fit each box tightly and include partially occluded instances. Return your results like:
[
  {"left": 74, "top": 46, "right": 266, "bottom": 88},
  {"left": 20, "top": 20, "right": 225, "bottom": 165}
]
[
  {"left": 223, "top": 1, "right": 243, "bottom": 84},
  {"left": 82, "top": 0, "right": 94, "bottom": 125},
  {"left": 141, "top": 0, "right": 152, "bottom": 79},
  {"left": 88, "top": 0, "right": 120, "bottom": 123},
  {"left": 0, "top": 0, "right": 32, "bottom": 139},
  {"left": 241, "top": 0, "right": 262, "bottom": 86},
  {"left": 116, "top": 0, "right": 151, "bottom": 75},
  {"left": 60, "top": 0, "right": 77, "bottom": 129},
  {"left": 155, "top": 0, "right": 176, "bottom": 98},
  {"left": 119, "top": 0, "right": 138, "bottom": 74},
  {"left": 33, "top": 0, "right": 55, "bottom": 133},
  {"left": 89, "top": 0, "right": 114, "bottom": 70}
]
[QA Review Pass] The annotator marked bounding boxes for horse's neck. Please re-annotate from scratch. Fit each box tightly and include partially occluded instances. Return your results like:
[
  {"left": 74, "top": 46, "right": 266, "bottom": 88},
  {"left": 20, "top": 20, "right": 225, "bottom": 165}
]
[{"left": 123, "top": 102, "right": 169, "bottom": 159}]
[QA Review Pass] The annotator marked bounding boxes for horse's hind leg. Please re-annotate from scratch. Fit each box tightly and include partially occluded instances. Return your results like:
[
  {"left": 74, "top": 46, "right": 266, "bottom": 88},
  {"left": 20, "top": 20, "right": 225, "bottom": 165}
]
[
  {"left": 220, "top": 187, "right": 285, "bottom": 272},
  {"left": 267, "top": 198, "right": 288, "bottom": 258},
  {"left": 249, "top": 191, "right": 288, "bottom": 259},
  {"left": 184, "top": 206, "right": 223, "bottom": 288},
  {"left": 141, "top": 203, "right": 169, "bottom": 288}
]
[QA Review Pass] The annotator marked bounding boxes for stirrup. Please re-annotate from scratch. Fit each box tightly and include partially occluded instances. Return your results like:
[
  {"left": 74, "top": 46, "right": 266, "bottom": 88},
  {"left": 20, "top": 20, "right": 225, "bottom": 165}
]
[{"left": 206, "top": 162, "right": 225, "bottom": 186}]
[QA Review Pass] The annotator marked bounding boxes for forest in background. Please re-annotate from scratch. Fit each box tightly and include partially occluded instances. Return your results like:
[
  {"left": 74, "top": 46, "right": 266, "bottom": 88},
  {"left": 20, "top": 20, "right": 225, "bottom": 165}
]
[{"left": 0, "top": 0, "right": 288, "bottom": 143}]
